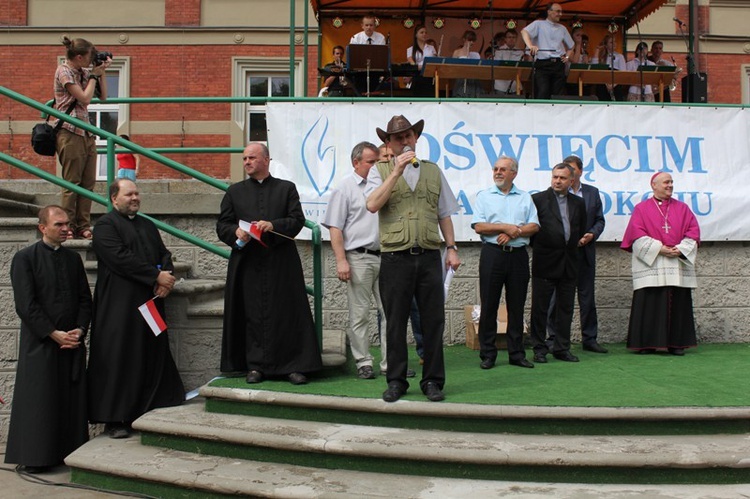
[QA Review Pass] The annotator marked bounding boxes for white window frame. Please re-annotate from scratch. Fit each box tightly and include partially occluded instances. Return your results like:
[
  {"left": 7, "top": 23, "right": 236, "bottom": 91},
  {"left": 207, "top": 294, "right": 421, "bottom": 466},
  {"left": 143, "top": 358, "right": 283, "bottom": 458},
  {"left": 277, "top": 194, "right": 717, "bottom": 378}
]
[{"left": 232, "top": 57, "right": 303, "bottom": 144}]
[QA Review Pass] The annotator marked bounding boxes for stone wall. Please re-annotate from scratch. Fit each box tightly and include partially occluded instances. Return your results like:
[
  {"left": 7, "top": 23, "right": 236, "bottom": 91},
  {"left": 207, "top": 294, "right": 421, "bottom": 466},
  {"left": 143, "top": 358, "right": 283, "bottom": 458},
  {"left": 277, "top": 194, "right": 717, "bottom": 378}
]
[{"left": 1, "top": 181, "right": 749, "bottom": 444}]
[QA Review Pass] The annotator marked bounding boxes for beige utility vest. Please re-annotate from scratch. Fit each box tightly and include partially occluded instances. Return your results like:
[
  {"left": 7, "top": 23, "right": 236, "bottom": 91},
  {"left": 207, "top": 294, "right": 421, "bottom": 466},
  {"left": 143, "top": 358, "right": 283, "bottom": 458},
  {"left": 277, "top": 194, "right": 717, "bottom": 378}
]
[{"left": 376, "top": 160, "right": 442, "bottom": 252}]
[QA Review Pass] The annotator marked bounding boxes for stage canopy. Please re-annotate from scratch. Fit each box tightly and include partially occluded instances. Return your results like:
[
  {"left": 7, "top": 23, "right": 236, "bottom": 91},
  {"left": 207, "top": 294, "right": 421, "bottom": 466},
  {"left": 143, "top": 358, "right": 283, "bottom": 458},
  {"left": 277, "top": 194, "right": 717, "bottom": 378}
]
[{"left": 310, "top": 0, "right": 667, "bottom": 28}]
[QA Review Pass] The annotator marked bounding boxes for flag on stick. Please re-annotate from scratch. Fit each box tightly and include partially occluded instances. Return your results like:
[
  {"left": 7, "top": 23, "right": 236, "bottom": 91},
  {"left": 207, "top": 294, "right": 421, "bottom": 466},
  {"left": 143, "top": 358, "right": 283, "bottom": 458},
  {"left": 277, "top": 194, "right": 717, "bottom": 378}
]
[
  {"left": 239, "top": 220, "right": 268, "bottom": 247},
  {"left": 138, "top": 297, "right": 167, "bottom": 336},
  {"left": 248, "top": 222, "right": 268, "bottom": 247}
]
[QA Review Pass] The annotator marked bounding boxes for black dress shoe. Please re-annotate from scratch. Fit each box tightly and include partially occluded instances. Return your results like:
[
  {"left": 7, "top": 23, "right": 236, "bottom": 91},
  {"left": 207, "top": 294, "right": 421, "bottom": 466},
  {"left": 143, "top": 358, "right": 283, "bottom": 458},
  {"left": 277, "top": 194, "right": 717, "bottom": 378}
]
[
  {"left": 288, "top": 372, "right": 308, "bottom": 385},
  {"left": 533, "top": 353, "right": 548, "bottom": 363},
  {"left": 637, "top": 348, "right": 656, "bottom": 354},
  {"left": 382, "top": 384, "right": 406, "bottom": 402},
  {"left": 480, "top": 359, "right": 495, "bottom": 370},
  {"left": 583, "top": 342, "right": 608, "bottom": 353},
  {"left": 105, "top": 423, "right": 130, "bottom": 439},
  {"left": 246, "top": 370, "right": 263, "bottom": 384},
  {"left": 553, "top": 351, "right": 580, "bottom": 362},
  {"left": 668, "top": 348, "right": 685, "bottom": 356},
  {"left": 510, "top": 358, "right": 534, "bottom": 369},
  {"left": 423, "top": 382, "right": 445, "bottom": 402}
]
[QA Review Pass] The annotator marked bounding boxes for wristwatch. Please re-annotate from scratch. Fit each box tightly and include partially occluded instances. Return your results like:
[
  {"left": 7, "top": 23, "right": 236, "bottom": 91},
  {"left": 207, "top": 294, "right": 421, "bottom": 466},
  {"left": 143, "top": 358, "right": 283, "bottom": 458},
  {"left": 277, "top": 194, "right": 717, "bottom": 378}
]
[{"left": 446, "top": 245, "right": 458, "bottom": 251}]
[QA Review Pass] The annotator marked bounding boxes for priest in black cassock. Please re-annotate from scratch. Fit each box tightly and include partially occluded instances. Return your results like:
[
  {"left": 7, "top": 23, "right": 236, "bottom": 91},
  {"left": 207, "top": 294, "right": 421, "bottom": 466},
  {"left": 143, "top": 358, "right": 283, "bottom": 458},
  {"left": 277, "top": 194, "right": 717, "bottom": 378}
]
[
  {"left": 88, "top": 179, "right": 184, "bottom": 439},
  {"left": 6, "top": 205, "right": 91, "bottom": 473},
  {"left": 217, "top": 142, "right": 322, "bottom": 385}
]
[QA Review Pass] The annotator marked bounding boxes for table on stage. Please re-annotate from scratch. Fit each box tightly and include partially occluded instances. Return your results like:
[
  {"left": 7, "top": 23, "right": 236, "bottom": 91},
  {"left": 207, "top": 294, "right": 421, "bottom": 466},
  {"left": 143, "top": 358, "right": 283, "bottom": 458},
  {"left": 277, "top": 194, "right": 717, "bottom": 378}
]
[
  {"left": 422, "top": 57, "right": 532, "bottom": 98},
  {"left": 567, "top": 63, "right": 678, "bottom": 102}
]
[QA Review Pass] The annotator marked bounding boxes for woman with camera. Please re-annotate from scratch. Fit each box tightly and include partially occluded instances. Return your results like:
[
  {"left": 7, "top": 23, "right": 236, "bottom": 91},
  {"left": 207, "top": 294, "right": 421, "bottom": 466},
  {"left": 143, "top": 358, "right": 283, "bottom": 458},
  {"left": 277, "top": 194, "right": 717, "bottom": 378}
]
[{"left": 52, "top": 36, "right": 111, "bottom": 240}]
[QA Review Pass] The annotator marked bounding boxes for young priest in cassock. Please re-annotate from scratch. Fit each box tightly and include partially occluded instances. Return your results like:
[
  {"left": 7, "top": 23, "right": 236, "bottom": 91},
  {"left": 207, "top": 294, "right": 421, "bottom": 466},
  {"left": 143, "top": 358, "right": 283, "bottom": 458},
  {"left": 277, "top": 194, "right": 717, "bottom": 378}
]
[
  {"left": 88, "top": 179, "right": 184, "bottom": 439},
  {"left": 217, "top": 142, "right": 321, "bottom": 385},
  {"left": 621, "top": 172, "right": 700, "bottom": 355},
  {"left": 6, "top": 205, "right": 91, "bottom": 473}
]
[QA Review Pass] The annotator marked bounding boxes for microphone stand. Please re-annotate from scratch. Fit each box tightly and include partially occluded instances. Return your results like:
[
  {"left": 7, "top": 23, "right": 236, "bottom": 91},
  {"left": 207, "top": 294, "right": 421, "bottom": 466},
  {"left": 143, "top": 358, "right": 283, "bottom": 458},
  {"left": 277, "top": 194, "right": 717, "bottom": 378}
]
[
  {"left": 609, "top": 52, "right": 616, "bottom": 101},
  {"left": 366, "top": 58, "right": 371, "bottom": 96}
]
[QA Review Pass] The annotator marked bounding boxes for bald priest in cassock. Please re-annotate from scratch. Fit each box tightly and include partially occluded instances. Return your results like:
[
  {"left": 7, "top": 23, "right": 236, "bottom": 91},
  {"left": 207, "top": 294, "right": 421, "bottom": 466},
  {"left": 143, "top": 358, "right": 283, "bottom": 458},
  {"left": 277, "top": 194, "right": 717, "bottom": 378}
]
[
  {"left": 621, "top": 172, "right": 700, "bottom": 355},
  {"left": 217, "top": 142, "right": 321, "bottom": 385}
]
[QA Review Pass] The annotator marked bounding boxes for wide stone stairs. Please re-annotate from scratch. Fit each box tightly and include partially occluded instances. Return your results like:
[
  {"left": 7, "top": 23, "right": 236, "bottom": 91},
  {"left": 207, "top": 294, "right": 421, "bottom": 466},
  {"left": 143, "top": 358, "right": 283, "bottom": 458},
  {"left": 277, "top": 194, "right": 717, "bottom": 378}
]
[{"left": 62, "top": 382, "right": 750, "bottom": 498}]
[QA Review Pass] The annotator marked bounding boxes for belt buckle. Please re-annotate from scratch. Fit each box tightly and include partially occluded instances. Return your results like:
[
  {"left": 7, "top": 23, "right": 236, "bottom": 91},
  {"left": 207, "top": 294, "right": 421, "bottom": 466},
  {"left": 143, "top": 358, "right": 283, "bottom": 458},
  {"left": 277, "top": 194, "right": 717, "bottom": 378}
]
[
  {"left": 501, "top": 245, "right": 513, "bottom": 253},
  {"left": 409, "top": 246, "right": 422, "bottom": 255}
]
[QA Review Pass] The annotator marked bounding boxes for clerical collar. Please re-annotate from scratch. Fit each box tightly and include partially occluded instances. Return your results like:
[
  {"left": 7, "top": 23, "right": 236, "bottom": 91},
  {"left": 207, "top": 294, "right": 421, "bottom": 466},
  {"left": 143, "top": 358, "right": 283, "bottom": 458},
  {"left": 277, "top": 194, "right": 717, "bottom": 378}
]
[
  {"left": 556, "top": 192, "right": 567, "bottom": 199},
  {"left": 41, "top": 239, "right": 61, "bottom": 251},
  {"left": 653, "top": 196, "right": 669, "bottom": 205},
  {"left": 128, "top": 215, "right": 136, "bottom": 219}
]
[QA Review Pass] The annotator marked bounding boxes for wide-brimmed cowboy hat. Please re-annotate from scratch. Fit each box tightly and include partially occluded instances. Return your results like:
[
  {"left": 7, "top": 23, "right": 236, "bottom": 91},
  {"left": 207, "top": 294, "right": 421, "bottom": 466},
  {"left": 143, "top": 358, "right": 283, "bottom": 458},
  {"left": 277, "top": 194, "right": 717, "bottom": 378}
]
[{"left": 376, "top": 115, "right": 425, "bottom": 143}]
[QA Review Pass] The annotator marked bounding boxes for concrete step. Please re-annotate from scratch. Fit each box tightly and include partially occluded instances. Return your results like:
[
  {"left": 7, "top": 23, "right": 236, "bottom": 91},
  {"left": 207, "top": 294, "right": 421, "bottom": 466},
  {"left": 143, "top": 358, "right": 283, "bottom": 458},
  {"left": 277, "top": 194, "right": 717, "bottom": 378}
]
[
  {"left": 65, "top": 424, "right": 750, "bottom": 498},
  {"left": 102, "top": 402, "right": 750, "bottom": 486},
  {"left": 199, "top": 385, "right": 750, "bottom": 437},
  {"left": 0, "top": 187, "right": 36, "bottom": 204},
  {"left": 0, "top": 197, "right": 42, "bottom": 216}
]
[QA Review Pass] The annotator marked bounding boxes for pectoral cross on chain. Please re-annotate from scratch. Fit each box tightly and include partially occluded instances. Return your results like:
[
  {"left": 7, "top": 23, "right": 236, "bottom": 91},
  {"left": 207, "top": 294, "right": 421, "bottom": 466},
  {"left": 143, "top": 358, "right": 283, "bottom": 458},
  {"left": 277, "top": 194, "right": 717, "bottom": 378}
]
[{"left": 662, "top": 221, "right": 671, "bottom": 233}]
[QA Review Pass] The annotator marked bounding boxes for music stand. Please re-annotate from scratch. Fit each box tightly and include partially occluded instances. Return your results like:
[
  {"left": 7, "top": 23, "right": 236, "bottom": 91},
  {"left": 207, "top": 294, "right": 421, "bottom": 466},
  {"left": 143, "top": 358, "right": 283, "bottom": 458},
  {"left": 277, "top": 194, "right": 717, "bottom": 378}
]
[{"left": 346, "top": 44, "right": 390, "bottom": 96}]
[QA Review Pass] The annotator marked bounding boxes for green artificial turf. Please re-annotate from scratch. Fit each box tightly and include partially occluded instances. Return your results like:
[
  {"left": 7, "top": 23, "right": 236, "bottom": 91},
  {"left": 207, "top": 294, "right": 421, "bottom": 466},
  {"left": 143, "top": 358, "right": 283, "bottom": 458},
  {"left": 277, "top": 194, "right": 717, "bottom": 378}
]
[{"left": 210, "top": 343, "right": 750, "bottom": 408}]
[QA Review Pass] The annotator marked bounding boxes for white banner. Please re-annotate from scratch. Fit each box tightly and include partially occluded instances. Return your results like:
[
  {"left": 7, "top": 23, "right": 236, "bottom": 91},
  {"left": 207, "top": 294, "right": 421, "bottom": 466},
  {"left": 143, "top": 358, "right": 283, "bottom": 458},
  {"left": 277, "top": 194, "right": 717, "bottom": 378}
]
[{"left": 267, "top": 101, "right": 749, "bottom": 242}]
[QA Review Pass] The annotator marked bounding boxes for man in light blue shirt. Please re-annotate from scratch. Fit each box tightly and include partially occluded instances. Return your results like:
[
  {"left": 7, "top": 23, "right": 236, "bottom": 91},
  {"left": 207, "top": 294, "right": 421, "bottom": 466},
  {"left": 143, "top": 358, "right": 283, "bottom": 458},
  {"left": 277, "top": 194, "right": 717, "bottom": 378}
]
[
  {"left": 521, "top": 3, "right": 574, "bottom": 99},
  {"left": 472, "top": 156, "right": 540, "bottom": 370}
]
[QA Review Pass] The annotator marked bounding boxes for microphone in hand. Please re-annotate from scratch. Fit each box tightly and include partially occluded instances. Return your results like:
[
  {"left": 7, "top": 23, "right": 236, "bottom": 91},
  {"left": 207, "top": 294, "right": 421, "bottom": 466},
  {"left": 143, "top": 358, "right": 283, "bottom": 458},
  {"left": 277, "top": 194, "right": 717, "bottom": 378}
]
[{"left": 402, "top": 146, "right": 420, "bottom": 168}]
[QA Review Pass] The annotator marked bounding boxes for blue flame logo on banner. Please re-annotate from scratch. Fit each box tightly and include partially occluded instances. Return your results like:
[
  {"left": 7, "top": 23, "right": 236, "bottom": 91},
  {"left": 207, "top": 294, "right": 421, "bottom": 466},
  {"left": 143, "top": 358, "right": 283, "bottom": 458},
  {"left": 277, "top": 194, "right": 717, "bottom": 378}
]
[{"left": 301, "top": 115, "right": 337, "bottom": 196}]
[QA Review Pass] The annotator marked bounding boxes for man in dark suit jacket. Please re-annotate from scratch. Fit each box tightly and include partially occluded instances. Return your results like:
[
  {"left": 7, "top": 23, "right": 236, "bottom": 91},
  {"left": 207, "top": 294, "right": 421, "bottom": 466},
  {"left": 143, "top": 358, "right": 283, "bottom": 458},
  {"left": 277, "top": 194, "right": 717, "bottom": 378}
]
[
  {"left": 546, "top": 155, "right": 607, "bottom": 353},
  {"left": 530, "top": 163, "right": 587, "bottom": 363}
]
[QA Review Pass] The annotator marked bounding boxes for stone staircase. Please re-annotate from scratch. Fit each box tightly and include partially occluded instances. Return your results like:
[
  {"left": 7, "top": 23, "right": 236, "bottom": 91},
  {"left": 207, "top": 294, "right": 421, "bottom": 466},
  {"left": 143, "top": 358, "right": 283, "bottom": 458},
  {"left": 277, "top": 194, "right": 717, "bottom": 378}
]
[
  {"left": 63, "top": 385, "right": 750, "bottom": 498},
  {"left": 0, "top": 187, "right": 41, "bottom": 216}
]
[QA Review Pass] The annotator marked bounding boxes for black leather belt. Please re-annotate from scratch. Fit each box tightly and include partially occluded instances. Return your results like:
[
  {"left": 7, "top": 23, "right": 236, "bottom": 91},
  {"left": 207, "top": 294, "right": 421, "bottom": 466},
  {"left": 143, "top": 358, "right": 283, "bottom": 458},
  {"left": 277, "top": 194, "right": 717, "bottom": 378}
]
[
  {"left": 384, "top": 246, "right": 437, "bottom": 256},
  {"left": 353, "top": 247, "right": 381, "bottom": 256},
  {"left": 538, "top": 57, "right": 562, "bottom": 63},
  {"left": 487, "top": 243, "right": 527, "bottom": 253}
]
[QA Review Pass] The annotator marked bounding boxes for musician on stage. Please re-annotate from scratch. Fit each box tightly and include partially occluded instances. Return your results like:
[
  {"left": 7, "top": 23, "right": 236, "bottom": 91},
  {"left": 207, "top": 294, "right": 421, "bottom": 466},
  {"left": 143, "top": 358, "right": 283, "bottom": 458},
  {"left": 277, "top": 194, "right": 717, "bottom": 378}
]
[
  {"left": 322, "top": 45, "right": 354, "bottom": 97},
  {"left": 521, "top": 3, "right": 574, "bottom": 99}
]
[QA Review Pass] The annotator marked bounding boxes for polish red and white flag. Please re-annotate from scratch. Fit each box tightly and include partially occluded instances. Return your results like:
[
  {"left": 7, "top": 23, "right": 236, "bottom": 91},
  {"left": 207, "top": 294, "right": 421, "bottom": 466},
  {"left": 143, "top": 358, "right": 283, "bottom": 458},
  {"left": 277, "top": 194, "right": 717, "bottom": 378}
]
[{"left": 138, "top": 298, "right": 167, "bottom": 336}]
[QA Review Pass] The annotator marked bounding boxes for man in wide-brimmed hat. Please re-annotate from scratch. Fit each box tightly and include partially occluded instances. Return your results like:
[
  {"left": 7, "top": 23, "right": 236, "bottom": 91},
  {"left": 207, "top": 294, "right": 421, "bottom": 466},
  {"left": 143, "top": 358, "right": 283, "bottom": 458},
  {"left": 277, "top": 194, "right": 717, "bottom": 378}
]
[{"left": 366, "top": 115, "right": 461, "bottom": 403}]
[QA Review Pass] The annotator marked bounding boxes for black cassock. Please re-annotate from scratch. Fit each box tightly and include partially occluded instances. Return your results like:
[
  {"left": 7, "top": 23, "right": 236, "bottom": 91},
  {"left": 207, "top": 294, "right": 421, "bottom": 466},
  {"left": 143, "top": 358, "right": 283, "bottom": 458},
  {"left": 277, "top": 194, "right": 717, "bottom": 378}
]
[
  {"left": 5, "top": 241, "right": 91, "bottom": 467},
  {"left": 217, "top": 176, "right": 322, "bottom": 375},
  {"left": 88, "top": 210, "right": 184, "bottom": 424}
]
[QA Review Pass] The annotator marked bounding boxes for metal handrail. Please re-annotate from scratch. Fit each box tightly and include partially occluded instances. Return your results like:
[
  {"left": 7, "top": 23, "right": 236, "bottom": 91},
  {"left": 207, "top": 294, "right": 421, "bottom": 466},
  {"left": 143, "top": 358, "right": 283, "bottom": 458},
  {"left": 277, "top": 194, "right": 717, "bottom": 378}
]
[{"left": 0, "top": 85, "right": 324, "bottom": 346}]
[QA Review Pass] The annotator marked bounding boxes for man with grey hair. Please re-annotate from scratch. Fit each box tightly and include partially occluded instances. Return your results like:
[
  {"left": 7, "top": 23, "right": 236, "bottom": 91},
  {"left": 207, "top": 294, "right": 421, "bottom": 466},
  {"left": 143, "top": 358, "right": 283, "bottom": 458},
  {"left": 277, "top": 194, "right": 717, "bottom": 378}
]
[
  {"left": 323, "top": 141, "right": 387, "bottom": 379},
  {"left": 530, "top": 163, "right": 587, "bottom": 363},
  {"left": 472, "top": 156, "right": 539, "bottom": 370}
]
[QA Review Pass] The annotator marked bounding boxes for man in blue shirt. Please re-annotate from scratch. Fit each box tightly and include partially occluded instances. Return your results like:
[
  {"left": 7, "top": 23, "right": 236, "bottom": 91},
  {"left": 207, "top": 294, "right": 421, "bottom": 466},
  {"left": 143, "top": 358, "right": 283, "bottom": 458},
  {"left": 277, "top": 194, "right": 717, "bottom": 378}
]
[
  {"left": 521, "top": 3, "right": 574, "bottom": 99},
  {"left": 472, "top": 156, "right": 540, "bottom": 370}
]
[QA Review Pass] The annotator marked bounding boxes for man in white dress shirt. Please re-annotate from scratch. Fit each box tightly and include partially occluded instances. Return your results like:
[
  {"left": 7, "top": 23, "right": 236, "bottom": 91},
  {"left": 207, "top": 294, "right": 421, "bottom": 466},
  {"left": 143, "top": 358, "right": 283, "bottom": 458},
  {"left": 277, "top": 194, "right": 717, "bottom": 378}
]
[{"left": 323, "top": 142, "right": 387, "bottom": 380}]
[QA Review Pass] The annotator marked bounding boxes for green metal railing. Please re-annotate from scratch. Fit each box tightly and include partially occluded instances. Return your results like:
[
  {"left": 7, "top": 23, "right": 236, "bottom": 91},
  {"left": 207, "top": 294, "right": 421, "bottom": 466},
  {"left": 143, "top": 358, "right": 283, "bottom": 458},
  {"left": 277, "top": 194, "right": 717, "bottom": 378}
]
[{"left": 0, "top": 85, "right": 324, "bottom": 345}]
